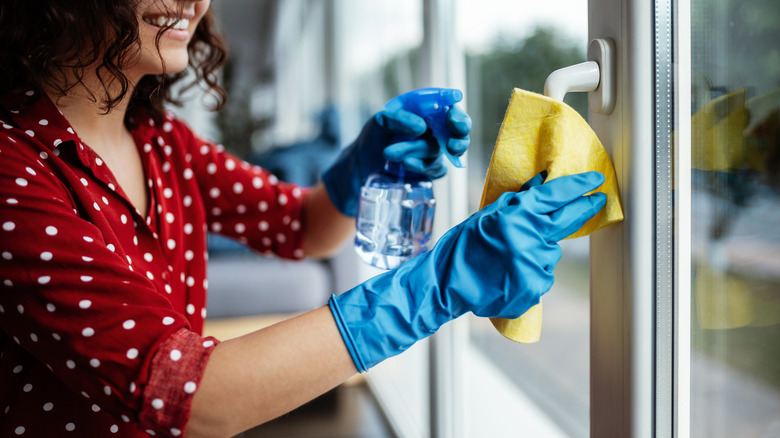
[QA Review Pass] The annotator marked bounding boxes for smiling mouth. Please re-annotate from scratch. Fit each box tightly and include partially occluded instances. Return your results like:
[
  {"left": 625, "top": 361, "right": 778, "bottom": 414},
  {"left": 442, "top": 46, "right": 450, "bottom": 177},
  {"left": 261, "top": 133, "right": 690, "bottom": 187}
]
[{"left": 142, "top": 16, "right": 190, "bottom": 30}]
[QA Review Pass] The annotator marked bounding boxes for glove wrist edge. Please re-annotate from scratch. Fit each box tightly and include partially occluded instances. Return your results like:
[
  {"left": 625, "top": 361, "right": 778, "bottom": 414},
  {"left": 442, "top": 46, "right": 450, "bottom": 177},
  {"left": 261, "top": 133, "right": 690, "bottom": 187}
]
[{"left": 328, "top": 294, "right": 368, "bottom": 372}]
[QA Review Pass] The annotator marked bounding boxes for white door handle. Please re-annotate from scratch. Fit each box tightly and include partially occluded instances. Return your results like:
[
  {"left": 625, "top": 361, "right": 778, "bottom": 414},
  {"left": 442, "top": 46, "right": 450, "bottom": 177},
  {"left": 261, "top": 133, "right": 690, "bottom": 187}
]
[
  {"left": 544, "top": 38, "right": 616, "bottom": 115},
  {"left": 544, "top": 60, "right": 600, "bottom": 101}
]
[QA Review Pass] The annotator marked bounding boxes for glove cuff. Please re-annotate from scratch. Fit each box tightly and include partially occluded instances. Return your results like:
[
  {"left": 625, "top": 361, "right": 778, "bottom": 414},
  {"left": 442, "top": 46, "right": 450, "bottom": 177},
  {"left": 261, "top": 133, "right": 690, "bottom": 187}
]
[
  {"left": 321, "top": 157, "right": 360, "bottom": 217},
  {"left": 328, "top": 294, "right": 368, "bottom": 372},
  {"left": 327, "top": 260, "right": 451, "bottom": 372}
]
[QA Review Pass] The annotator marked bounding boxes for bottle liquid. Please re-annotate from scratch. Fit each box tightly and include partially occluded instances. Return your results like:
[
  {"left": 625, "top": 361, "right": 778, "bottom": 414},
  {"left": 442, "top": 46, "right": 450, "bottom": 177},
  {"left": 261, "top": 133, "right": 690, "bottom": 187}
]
[
  {"left": 354, "top": 88, "right": 464, "bottom": 270},
  {"left": 354, "top": 162, "right": 436, "bottom": 270}
]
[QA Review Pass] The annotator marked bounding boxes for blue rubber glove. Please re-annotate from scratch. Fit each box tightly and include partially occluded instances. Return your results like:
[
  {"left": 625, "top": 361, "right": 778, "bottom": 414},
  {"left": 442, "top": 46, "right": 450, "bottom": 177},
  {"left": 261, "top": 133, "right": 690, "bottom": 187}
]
[
  {"left": 329, "top": 171, "right": 608, "bottom": 372},
  {"left": 322, "top": 88, "right": 472, "bottom": 217}
]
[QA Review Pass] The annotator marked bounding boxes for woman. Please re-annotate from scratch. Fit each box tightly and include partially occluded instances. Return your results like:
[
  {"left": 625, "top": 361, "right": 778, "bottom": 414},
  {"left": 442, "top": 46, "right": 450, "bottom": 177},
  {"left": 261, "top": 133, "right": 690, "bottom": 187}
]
[{"left": 0, "top": 0, "right": 607, "bottom": 436}]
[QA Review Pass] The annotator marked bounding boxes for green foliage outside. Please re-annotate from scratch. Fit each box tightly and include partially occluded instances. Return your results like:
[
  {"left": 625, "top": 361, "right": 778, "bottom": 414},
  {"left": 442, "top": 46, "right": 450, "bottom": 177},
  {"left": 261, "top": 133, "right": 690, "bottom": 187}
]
[
  {"left": 379, "top": 26, "right": 589, "bottom": 159},
  {"left": 466, "top": 27, "right": 588, "bottom": 148}
]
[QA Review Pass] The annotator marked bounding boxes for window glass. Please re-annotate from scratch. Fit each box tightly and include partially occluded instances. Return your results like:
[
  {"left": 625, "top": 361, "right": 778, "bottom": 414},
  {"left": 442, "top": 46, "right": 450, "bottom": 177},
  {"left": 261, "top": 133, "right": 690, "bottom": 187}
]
[
  {"left": 458, "top": 1, "right": 590, "bottom": 435},
  {"left": 689, "top": 1, "right": 780, "bottom": 437},
  {"left": 338, "top": 2, "right": 430, "bottom": 436}
]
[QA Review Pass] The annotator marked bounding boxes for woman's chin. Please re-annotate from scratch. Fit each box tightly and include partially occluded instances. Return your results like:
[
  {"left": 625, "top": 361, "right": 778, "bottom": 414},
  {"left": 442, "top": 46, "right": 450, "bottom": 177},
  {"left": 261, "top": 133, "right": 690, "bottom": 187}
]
[{"left": 132, "top": 54, "right": 189, "bottom": 78}]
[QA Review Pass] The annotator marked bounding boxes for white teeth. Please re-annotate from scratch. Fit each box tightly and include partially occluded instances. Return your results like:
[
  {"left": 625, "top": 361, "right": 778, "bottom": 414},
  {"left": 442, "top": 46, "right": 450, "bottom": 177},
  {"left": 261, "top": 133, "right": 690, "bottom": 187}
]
[
  {"left": 143, "top": 16, "right": 189, "bottom": 30},
  {"left": 173, "top": 18, "right": 189, "bottom": 30}
]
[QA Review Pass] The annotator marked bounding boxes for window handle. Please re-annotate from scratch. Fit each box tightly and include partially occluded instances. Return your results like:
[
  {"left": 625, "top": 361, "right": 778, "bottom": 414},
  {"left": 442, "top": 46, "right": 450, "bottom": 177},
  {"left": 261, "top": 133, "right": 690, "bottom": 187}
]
[{"left": 544, "top": 38, "right": 616, "bottom": 115}]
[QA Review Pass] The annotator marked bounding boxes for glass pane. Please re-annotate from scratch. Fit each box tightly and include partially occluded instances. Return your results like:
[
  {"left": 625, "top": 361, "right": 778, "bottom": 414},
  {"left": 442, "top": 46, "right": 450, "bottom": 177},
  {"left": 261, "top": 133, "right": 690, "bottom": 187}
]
[
  {"left": 460, "top": 1, "right": 590, "bottom": 436},
  {"left": 690, "top": 1, "right": 780, "bottom": 436},
  {"left": 336, "top": 2, "right": 430, "bottom": 436}
]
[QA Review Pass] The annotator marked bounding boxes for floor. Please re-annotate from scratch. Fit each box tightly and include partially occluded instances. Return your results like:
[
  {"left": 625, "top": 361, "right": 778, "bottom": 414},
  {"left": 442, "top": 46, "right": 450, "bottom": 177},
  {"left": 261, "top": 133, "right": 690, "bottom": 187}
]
[{"left": 241, "top": 382, "right": 394, "bottom": 438}]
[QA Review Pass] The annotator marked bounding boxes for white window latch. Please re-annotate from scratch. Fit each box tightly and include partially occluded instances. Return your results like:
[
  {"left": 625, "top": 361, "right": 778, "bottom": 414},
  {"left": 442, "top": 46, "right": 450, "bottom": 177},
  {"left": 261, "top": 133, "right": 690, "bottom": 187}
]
[{"left": 544, "top": 38, "right": 616, "bottom": 115}]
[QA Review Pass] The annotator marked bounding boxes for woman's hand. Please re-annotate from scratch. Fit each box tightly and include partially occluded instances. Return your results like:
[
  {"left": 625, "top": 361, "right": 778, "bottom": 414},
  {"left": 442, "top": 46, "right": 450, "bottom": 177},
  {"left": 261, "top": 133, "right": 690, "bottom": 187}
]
[
  {"left": 330, "top": 171, "right": 607, "bottom": 371},
  {"left": 321, "top": 88, "right": 471, "bottom": 217}
]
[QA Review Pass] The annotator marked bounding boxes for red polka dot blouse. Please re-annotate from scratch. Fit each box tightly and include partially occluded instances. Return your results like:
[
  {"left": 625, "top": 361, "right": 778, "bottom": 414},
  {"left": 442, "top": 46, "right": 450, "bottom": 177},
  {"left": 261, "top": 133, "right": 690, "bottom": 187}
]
[{"left": 0, "top": 90, "right": 308, "bottom": 437}]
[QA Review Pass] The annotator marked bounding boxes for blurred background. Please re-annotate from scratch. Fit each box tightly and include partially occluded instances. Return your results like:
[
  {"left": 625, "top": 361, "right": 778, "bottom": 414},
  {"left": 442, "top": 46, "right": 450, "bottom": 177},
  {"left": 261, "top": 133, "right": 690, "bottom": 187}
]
[{"left": 173, "top": 0, "right": 780, "bottom": 437}]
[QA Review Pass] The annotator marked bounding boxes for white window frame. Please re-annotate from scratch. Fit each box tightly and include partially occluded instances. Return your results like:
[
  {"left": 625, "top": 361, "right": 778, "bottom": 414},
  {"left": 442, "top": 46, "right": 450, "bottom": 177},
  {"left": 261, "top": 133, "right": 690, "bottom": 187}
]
[{"left": 588, "top": 0, "right": 692, "bottom": 436}]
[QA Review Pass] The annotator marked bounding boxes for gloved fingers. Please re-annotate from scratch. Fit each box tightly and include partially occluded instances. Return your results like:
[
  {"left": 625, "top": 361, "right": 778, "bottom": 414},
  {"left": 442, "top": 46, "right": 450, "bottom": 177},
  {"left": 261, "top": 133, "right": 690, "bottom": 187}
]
[
  {"left": 526, "top": 171, "right": 606, "bottom": 213},
  {"left": 446, "top": 136, "right": 469, "bottom": 158},
  {"left": 383, "top": 138, "right": 438, "bottom": 162},
  {"left": 403, "top": 155, "right": 447, "bottom": 179},
  {"left": 376, "top": 109, "right": 428, "bottom": 138},
  {"left": 519, "top": 171, "right": 548, "bottom": 192},
  {"left": 445, "top": 104, "right": 472, "bottom": 138},
  {"left": 545, "top": 192, "right": 607, "bottom": 242},
  {"left": 482, "top": 189, "right": 521, "bottom": 215}
]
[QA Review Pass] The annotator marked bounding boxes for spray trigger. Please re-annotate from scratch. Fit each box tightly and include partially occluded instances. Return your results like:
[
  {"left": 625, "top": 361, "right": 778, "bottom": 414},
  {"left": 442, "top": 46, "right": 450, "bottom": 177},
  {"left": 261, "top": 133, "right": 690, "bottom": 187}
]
[{"left": 384, "top": 88, "right": 465, "bottom": 168}]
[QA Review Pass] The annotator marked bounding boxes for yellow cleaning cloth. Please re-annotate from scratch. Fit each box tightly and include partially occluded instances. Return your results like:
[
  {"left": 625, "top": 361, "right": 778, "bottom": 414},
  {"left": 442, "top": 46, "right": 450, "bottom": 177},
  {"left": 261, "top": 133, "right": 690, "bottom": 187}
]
[
  {"left": 693, "top": 259, "right": 780, "bottom": 329},
  {"left": 691, "top": 89, "right": 749, "bottom": 172},
  {"left": 479, "top": 88, "right": 624, "bottom": 343}
]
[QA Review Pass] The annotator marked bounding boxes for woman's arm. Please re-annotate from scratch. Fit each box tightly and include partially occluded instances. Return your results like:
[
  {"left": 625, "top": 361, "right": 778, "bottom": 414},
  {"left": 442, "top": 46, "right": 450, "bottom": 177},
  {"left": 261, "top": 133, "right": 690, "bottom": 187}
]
[
  {"left": 186, "top": 306, "right": 356, "bottom": 437},
  {"left": 300, "top": 183, "right": 355, "bottom": 258}
]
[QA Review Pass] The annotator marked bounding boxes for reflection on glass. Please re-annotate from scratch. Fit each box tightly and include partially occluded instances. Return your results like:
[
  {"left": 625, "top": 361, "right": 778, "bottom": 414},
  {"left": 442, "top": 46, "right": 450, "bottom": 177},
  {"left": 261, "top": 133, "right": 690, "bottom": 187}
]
[{"left": 690, "top": 0, "right": 780, "bottom": 436}]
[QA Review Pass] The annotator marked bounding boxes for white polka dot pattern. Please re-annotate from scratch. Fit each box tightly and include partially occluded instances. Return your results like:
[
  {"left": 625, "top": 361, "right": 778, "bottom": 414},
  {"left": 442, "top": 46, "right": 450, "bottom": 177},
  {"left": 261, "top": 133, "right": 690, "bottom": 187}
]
[{"left": 2, "top": 95, "right": 305, "bottom": 436}]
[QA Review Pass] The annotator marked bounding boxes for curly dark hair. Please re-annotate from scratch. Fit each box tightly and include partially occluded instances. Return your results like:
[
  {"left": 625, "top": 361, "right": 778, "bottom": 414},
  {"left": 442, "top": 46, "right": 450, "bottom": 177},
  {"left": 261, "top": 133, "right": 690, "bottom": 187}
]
[{"left": 0, "top": 0, "right": 228, "bottom": 124}]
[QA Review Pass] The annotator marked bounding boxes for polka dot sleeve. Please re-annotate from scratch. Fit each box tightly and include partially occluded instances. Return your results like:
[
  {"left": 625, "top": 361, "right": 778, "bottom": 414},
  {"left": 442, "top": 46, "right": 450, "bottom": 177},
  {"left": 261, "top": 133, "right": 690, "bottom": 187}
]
[
  {"left": 138, "top": 328, "right": 218, "bottom": 436},
  {"left": 162, "top": 117, "right": 309, "bottom": 260}
]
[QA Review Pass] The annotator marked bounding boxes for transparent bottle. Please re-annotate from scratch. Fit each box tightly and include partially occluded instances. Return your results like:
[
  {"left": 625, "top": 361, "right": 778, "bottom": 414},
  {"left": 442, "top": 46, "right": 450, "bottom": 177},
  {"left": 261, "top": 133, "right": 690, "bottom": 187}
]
[
  {"left": 355, "top": 162, "right": 435, "bottom": 270},
  {"left": 354, "top": 87, "right": 463, "bottom": 269}
]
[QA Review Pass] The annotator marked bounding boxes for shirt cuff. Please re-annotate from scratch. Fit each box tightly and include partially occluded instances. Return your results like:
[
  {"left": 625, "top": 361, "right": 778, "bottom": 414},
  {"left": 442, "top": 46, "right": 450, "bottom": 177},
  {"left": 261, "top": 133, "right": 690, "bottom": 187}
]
[{"left": 138, "top": 327, "right": 220, "bottom": 437}]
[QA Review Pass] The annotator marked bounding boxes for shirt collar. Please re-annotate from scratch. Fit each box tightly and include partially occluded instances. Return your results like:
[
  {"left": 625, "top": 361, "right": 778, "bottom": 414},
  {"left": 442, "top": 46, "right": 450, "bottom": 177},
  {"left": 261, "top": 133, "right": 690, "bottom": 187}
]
[
  {"left": 2, "top": 88, "right": 81, "bottom": 151},
  {"left": 2, "top": 88, "right": 149, "bottom": 196}
]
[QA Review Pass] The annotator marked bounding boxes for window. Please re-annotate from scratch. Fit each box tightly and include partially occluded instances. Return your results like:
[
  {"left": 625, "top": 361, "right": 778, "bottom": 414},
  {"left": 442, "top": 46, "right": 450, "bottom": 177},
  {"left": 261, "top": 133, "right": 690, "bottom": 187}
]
[{"left": 688, "top": 0, "right": 780, "bottom": 436}]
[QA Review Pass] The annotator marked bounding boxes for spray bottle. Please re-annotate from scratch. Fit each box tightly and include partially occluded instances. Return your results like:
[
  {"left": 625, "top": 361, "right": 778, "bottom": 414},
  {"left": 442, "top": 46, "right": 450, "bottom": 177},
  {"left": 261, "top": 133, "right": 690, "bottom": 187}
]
[{"left": 354, "top": 88, "right": 464, "bottom": 269}]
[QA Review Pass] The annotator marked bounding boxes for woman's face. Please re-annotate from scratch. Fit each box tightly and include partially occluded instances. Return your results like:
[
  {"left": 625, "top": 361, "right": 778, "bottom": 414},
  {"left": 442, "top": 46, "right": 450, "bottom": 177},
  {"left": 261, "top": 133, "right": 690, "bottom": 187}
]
[{"left": 131, "top": 0, "right": 211, "bottom": 78}]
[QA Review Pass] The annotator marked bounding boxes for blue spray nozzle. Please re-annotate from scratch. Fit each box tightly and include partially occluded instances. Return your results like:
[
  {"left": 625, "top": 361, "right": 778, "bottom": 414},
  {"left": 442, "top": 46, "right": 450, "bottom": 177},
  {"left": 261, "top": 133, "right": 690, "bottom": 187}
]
[{"left": 384, "top": 88, "right": 465, "bottom": 168}]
